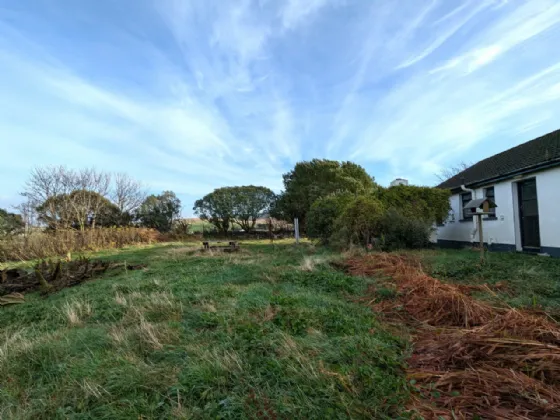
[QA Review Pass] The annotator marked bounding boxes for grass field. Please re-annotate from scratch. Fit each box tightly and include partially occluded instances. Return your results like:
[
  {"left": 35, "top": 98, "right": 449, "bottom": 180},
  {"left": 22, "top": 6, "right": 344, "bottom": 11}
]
[
  {"left": 3, "top": 242, "right": 560, "bottom": 419},
  {"left": 0, "top": 241, "right": 410, "bottom": 419}
]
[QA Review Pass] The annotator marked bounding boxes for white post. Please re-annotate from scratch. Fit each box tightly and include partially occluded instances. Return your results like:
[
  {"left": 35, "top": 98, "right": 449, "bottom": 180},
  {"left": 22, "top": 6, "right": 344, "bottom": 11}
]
[{"left": 294, "top": 218, "right": 299, "bottom": 244}]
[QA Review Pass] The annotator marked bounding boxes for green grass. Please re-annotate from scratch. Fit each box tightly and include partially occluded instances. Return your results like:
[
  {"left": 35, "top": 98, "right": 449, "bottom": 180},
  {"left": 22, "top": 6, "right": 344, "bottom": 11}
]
[
  {"left": 416, "top": 248, "right": 560, "bottom": 312},
  {"left": 0, "top": 240, "right": 410, "bottom": 419}
]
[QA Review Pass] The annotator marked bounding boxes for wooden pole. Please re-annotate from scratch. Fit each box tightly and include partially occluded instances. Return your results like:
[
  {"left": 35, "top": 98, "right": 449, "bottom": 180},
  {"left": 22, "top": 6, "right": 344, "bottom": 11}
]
[{"left": 478, "top": 214, "right": 484, "bottom": 263}]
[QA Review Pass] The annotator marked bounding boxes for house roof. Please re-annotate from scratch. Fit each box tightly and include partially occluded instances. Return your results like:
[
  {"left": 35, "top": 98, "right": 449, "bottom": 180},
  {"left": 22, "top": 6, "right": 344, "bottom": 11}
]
[{"left": 438, "top": 129, "right": 560, "bottom": 191}]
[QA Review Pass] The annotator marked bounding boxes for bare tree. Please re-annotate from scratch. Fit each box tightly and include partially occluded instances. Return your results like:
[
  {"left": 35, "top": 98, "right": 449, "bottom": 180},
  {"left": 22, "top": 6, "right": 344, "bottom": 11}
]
[
  {"left": 436, "top": 161, "right": 472, "bottom": 183},
  {"left": 112, "top": 173, "right": 146, "bottom": 215},
  {"left": 22, "top": 166, "right": 74, "bottom": 229}
]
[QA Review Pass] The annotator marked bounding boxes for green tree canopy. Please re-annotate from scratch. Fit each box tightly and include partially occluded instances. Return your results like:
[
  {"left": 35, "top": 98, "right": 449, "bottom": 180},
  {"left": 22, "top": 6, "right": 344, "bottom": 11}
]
[
  {"left": 193, "top": 186, "right": 275, "bottom": 233},
  {"left": 273, "top": 159, "right": 377, "bottom": 230},
  {"left": 36, "top": 190, "right": 119, "bottom": 230},
  {"left": 137, "top": 191, "right": 181, "bottom": 232},
  {"left": 307, "top": 192, "right": 354, "bottom": 244},
  {"left": 0, "top": 208, "right": 24, "bottom": 236},
  {"left": 377, "top": 185, "right": 450, "bottom": 224},
  {"left": 331, "top": 195, "right": 385, "bottom": 248}
]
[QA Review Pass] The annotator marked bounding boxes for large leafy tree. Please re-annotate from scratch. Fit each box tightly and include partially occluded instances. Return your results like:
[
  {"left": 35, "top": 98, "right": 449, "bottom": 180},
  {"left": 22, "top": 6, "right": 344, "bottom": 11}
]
[
  {"left": 273, "top": 159, "right": 377, "bottom": 230},
  {"left": 306, "top": 192, "right": 354, "bottom": 244},
  {"left": 193, "top": 188, "right": 234, "bottom": 234},
  {"left": 230, "top": 186, "right": 275, "bottom": 231},
  {"left": 137, "top": 191, "right": 181, "bottom": 232},
  {"left": 331, "top": 195, "right": 385, "bottom": 248},
  {"left": 0, "top": 208, "right": 24, "bottom": 236},
  {"left": 377, "top": 185, "right": 450, "bottom": 225},
  {"left": 193, "top": 186, "right": 275, "bottom": 233}
]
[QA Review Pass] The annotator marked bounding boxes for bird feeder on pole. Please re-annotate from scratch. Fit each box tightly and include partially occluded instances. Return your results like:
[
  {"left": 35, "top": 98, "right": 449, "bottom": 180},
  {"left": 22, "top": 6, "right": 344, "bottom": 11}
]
[{"left": 463, "top": 198, "right": 497, "bottom": 262}]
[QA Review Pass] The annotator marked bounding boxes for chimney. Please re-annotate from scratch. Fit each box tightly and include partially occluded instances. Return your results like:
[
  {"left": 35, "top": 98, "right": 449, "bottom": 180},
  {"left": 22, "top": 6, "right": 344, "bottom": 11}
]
[{"left": 390, "top": 178, "right": 409, "bottom": 187}]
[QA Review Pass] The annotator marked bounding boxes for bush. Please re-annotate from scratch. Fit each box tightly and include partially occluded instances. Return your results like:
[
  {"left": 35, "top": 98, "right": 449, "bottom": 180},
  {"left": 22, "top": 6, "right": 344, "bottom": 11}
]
[
  {"left": 330, "top": 195, "right": 385, "bottom": 248},
  {"left": 307, "top": 193, "right": 353, "bottom": 244},
  {"left": 379, "top": 209, "right": 433, "bottom": 251},
  {"left": 0, "top": 227, "right": 163, "bottom": 262}
]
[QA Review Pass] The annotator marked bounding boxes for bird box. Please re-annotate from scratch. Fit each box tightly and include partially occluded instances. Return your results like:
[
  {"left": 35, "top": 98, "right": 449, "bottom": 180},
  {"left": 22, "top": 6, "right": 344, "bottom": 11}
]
[{"left": 463, "top": 198, "right": 497, "bottom": 216}]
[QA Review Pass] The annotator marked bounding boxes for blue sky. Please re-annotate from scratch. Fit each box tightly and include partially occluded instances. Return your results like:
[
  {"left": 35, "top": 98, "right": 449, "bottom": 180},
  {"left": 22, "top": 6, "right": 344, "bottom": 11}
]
[{"left": 1, "top": 0, "right": 560, "bottom": 215}]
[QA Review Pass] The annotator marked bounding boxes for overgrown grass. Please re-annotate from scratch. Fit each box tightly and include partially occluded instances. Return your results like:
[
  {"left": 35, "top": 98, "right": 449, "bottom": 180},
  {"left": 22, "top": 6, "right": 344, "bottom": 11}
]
[
  {"left": 0, "top": 240, "right": 410, "bottom": 419},
  {"left": 417, "top": 249, "right": 560, "bottom": 312}
]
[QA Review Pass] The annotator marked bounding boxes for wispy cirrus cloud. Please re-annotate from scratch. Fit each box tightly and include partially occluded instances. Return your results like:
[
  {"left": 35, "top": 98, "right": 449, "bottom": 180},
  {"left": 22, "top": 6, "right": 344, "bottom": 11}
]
[{"left": 1, "top": 0, "right": 560, "bottom": 213}]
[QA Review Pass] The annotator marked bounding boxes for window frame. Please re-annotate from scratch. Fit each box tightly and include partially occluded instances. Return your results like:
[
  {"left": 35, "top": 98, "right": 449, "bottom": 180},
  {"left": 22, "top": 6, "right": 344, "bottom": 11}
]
[
  {"left": 484, "top": 186, "right": 496, "bottom": 218},
  {"left": 461, "top": 192, "right": 473, "bottom": 220}
]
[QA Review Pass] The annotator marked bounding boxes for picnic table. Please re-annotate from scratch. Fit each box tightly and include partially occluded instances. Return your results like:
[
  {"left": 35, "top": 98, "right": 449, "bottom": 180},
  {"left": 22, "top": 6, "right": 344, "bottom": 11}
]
[{"left": 202, "top": 241, "right": 239, "bottom": 251}]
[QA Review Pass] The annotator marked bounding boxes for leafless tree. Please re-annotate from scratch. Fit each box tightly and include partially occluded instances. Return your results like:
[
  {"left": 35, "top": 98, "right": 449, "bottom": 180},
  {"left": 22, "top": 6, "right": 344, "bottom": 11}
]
[
  {"left": 22, "top": 166, "right": 74, "bottom": 229},
  {"left": 111, "top": 173, "right": 146, "bottom": 215},
  {"left": 22, "top": 166, "right": 113, "bottom": 230},
  {"left": 14, "top": 200, "right": 37, "bottom": 234},
  {"left": 435, "top": 161, "right": 472, "bottom": 183}
]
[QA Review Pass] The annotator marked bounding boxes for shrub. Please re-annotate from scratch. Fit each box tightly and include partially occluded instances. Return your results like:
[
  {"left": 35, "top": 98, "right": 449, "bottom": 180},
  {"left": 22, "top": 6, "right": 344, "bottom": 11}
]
[
  {"left": 307, "top": 193, "right": 353, "bottom": 244},
  {"left": 379, "top": 209, "right": 433, "bottom": 251},
  {"left": 330, "top": 195, "right": 385, "bottom": 248}
]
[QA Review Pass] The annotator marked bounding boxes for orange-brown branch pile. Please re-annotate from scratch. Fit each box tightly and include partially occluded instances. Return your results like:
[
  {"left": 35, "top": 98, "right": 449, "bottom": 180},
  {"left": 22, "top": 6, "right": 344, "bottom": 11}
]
[{"left": 344, "top": 253, "right": 560, "bottom": 419}]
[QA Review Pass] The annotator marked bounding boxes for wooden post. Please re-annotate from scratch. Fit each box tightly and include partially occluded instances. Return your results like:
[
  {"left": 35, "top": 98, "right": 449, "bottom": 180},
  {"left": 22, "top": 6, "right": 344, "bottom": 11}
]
[
  {"left": 294, "top": 218, "right": 300, "bottom": 244},
  {"left": 477, "top": 214, "right": 484, "bottom": 263}
]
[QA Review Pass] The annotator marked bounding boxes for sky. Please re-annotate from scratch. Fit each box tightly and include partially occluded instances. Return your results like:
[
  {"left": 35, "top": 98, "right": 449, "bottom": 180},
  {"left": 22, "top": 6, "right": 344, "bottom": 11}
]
[{"left": 1, "top": 0, "right": 560, "bottom": 215}]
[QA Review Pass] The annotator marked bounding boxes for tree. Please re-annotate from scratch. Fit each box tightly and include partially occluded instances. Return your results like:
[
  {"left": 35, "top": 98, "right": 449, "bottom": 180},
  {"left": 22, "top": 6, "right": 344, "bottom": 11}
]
[
  {"left": 331, "top": 195, "right": 385, "bottom": 248},
  {"left": 111, "top": 173, "right": 146, "bottom": 225},
  {"left": 0, "top": 208, "right": 24, "bottom": 236},
  {"left": 435, "top": 161, "right": 472, "bottom": 183},
  {"left": 377, "top": 185, "right": 450, "bottom": 225},
  {"left": 22, "top": 166, "right": 73, "bottom": 230},
  {"left": 36, "top": 191, "right": 119, "bottom": 230},
  {"left": 230, "top": 186, "right": 275, "bottom": 231},
  {"left": 193, "top": 186, "right": 276, "bottom": 234},
  {"left": 273, "top": 159, "right": 378, "bottom": 230},
  {"left": 193, "top": 188, "right": 235, "bottom": 234},
  {"left": 137, "top": 191, "right": 181, "bottom": 232},
  {"left": 307, "top": 192, "right": 353, "bottom": 244},
  {"left": 21, "top": 166, "right": 113, "bottom": 230}
]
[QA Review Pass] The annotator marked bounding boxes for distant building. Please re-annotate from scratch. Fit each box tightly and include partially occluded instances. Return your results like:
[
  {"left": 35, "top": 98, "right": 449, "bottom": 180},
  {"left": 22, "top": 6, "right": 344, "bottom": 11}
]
[
  {"left": 390, "top": 178, "right": 409, "bottom": 187},
  {"left": 436, "top": 129, "right": 560, "bottom": 257}
]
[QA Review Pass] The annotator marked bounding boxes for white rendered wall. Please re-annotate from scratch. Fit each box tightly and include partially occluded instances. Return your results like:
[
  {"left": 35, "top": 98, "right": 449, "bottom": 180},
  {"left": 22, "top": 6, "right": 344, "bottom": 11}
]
[{"left": 437, "top": 166, "right": 560, "bottom": 249}]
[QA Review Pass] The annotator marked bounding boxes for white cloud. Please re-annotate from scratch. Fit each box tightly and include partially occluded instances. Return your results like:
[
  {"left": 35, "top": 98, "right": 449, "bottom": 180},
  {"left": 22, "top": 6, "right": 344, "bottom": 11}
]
[
  {"left": 281, "top": 0, "right": 331, "bottom": 29},
  {"left": 2, "top": 0, "right": 560, "bottom": 212}
]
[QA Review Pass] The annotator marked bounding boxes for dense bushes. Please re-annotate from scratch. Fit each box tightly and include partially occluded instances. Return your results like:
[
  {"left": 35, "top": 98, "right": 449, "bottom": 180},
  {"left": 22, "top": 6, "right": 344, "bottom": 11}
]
[
  {"left": 0, "top": 228, "right": 162, "bottom": 262},
  {"left": 378, "top": 209, "right": 433, "bottom": 251},
  {"left": 304, "top": 185, "right": 447, "bottom": 251},
  {"left": 307, "top": 193, "right": 354, "bottom": 244}
]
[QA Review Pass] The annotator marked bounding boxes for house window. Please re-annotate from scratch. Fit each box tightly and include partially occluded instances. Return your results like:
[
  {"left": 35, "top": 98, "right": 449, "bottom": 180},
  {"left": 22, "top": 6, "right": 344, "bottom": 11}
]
[
  {"left": 484, "top": 187, "right": 496, "bottom": 217},
  {"left": 461, "top": 192, "right": 472, "bottom": 220}
]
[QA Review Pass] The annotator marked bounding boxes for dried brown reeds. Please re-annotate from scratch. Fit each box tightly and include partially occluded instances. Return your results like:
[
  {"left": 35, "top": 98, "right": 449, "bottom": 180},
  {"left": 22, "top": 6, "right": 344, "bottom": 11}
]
[
  {"left": 344, "top": 253, "right": 560, "bottom": 419},
  {"left": 0, "top": 227, "right": 162, "bottom": 262}
]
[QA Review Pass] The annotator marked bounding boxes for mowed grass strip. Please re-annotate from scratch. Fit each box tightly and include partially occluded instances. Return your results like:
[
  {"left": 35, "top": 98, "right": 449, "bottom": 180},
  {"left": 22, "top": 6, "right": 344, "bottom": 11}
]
[{"left": 0, "top": 241, "right": 410, "bottom": 419}]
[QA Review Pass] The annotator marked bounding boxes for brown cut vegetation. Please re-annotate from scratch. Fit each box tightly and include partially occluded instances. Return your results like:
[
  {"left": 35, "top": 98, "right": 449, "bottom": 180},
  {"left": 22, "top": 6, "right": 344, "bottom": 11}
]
[{"left": 344, "top": 253, "right": 560, "bottom": 419}]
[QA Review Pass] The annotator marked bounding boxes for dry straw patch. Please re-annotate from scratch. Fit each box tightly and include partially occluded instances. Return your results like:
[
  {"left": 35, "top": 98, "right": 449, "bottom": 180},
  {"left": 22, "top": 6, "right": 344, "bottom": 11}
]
[
  {"left": 345, "top": 253, "right": 560, "bottom": 419},
  {"left": 62, "top": 299, "right": 93, "bottom": 326},
  {"left": 300, "top": 255, "right": 328, "bottom": 272}
]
